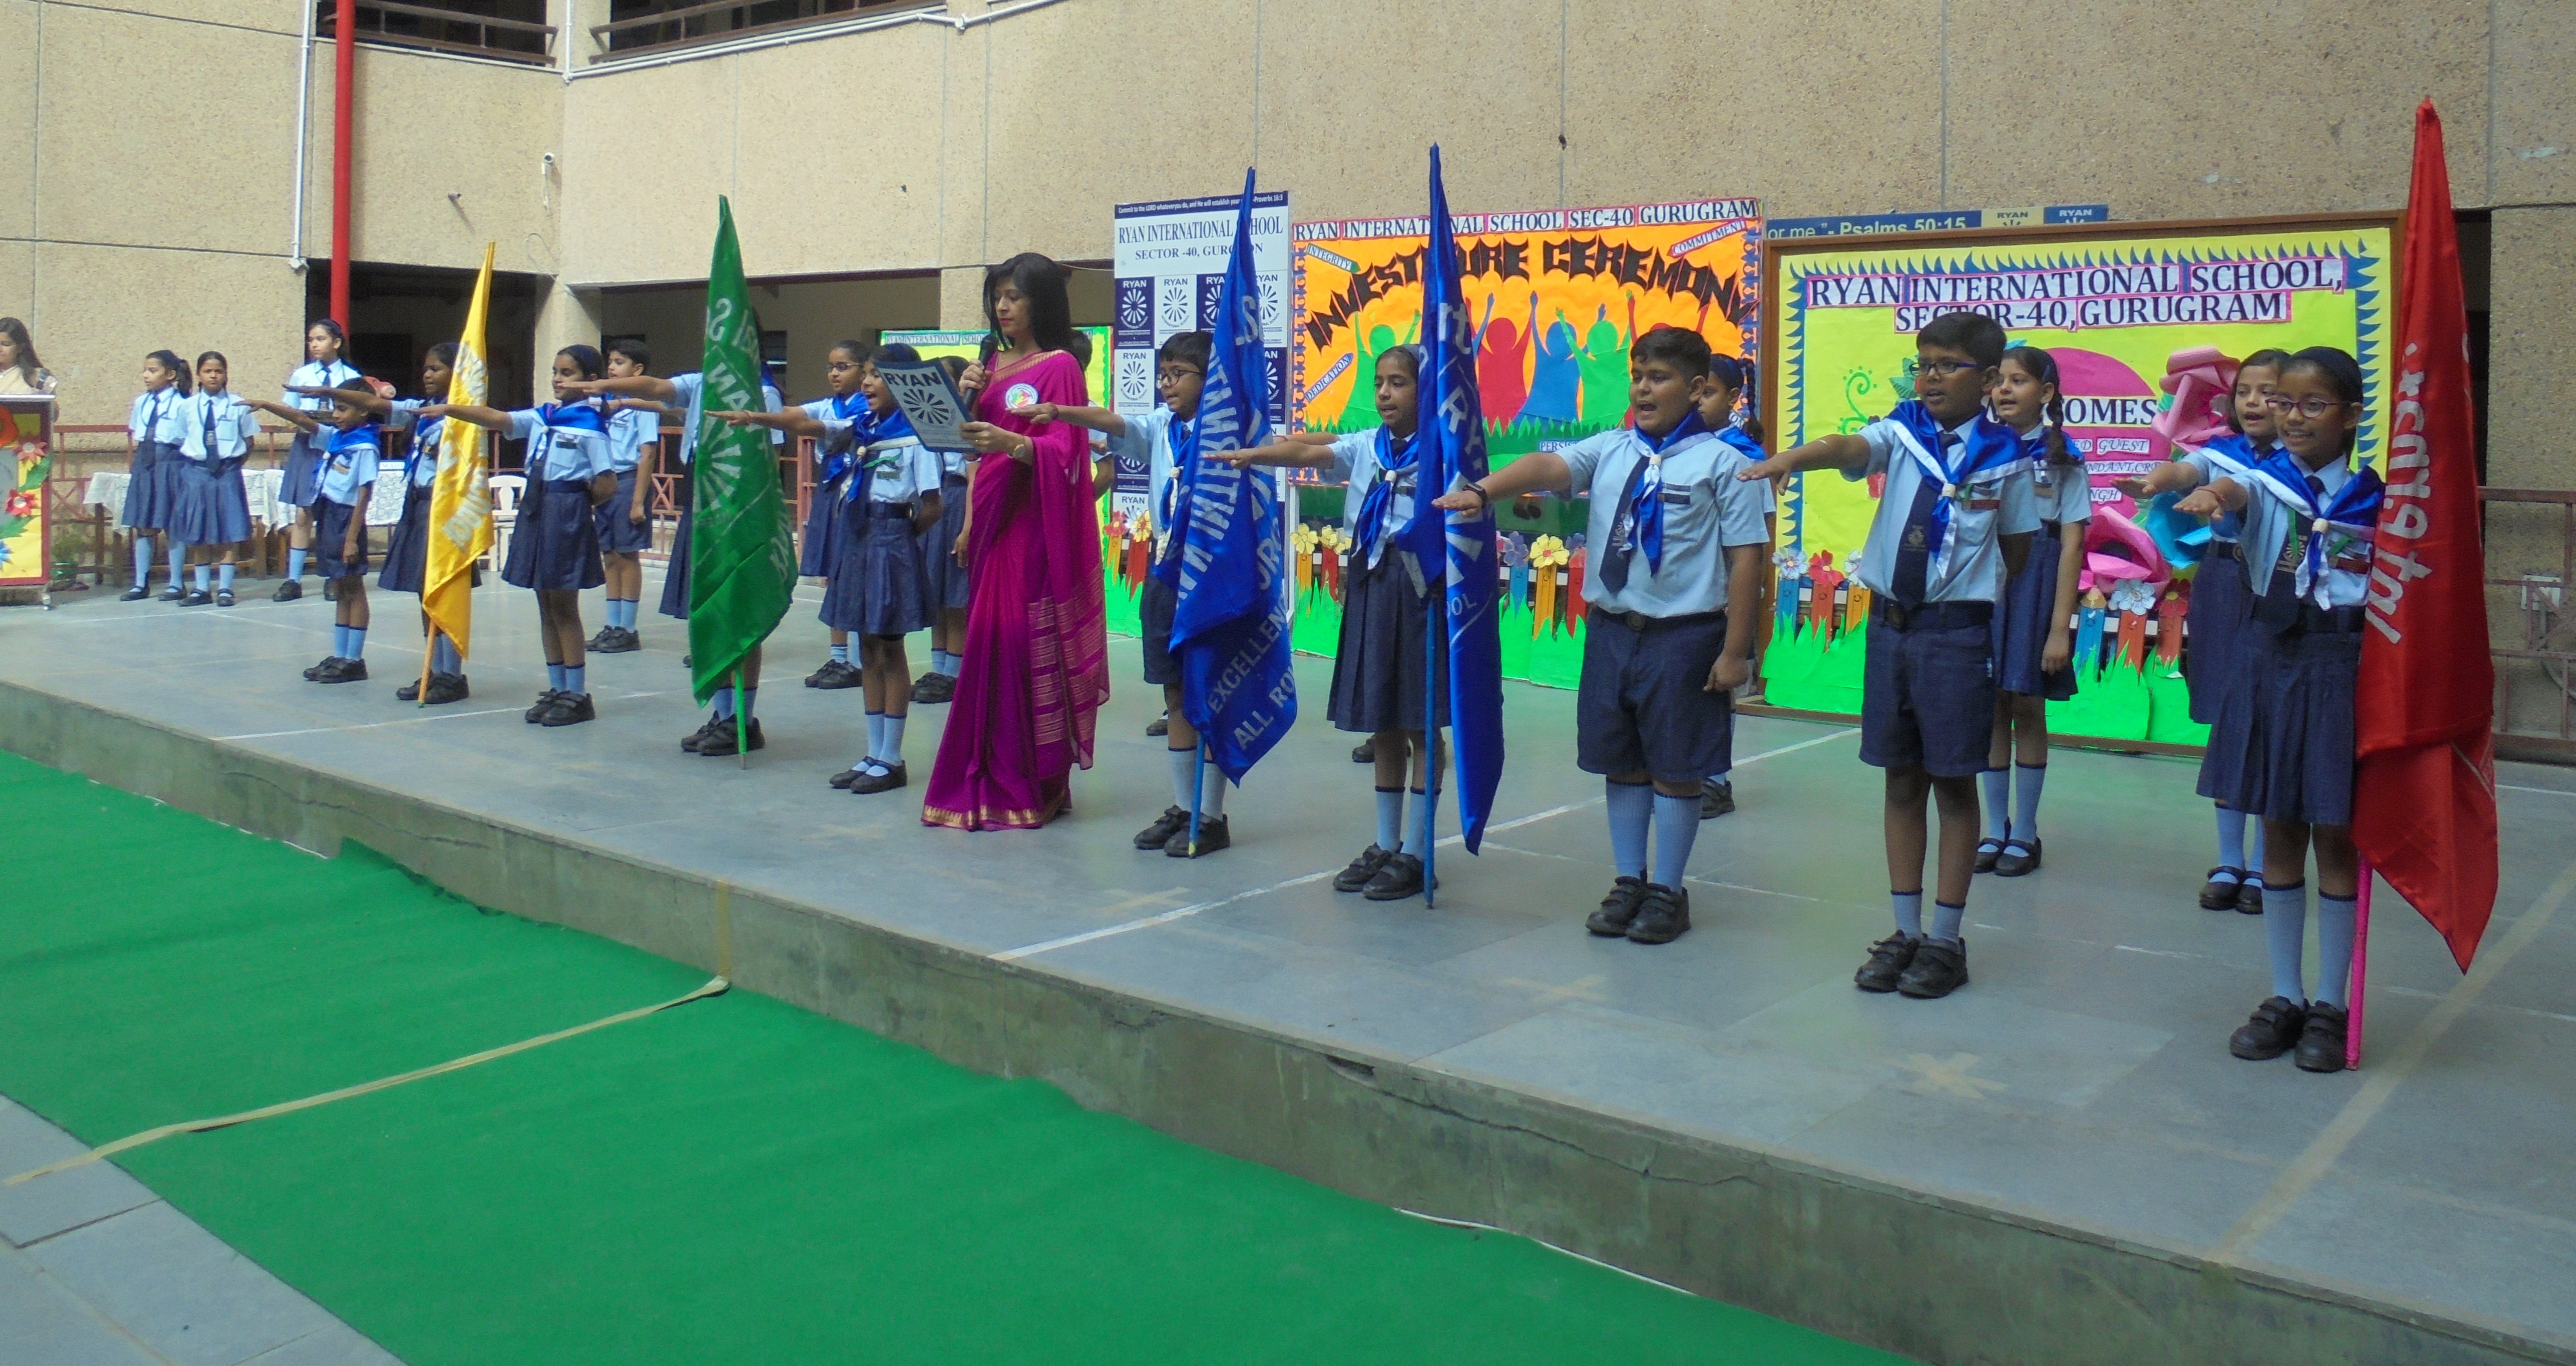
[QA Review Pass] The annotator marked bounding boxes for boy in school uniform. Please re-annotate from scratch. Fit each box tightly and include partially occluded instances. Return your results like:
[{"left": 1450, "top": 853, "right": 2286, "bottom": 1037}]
[
  {"left": 296, "top": 384, "right": 385, "bottom": 682},
  {"left": 1740, "top": 311, "right": 2036, "bottom": 998},
  {"left": 1432, "top": 326, "right": 1768, "bottom": 943}
]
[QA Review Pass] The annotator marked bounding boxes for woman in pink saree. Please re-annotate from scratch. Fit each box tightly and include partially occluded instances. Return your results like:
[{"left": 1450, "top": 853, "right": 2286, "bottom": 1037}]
[{"left": 922, "top": 254, "right": 1111, "bottom": 831}]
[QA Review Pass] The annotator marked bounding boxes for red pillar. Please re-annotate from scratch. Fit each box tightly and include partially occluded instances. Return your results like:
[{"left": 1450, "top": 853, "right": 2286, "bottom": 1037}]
[{"left": 330, "top": 0, "right": 356, "bottom": 327}]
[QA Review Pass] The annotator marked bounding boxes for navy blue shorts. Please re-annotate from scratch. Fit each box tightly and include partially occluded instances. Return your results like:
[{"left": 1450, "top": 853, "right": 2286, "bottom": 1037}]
[
  {"left": 1860, "top": 608, "right": 1996, "bottom": 778},
  {"left": 596, "top": 469, "right": 652, "bottom": 555},
  {"left": 312, "top": 498, "right": 370, "bottom": 580},
  {"left": 1138, "top": 575, "right": 1180, "bottom": 687},
  {"left": 1576, "top": 608, "right": 1736, "bottom": 785}
]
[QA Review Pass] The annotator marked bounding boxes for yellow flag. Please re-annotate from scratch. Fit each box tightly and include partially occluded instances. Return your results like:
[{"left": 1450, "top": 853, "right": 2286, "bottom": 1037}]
[{"left": 423, "top": 243, "right": 496, "bottom": 658}]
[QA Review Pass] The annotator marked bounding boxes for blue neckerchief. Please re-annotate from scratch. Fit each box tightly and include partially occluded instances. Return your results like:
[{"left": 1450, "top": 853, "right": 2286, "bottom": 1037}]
[
  {"left": 1714, "top": 422, "right": 1763, "bottom": 463},
  {"left": 1350, "top": 425, "right": 1418, "bottom": 570},
  {"left": 846, "top": 405, "right": 922, "bottom": 514},
  {"left": 1884, "top": 400, "right": 2025, "bottom": 568},
  {"left": 320, "top": 420, "right": 381, "bottom": 481},
  {"left": 530, "top": 401, "right": 604, "bottom": 480},
  {"left": 2246, "top": 450, "right": 2383, "bottom": 603},
  {"left": 1620, "top": 408, "right": 1712, "bottom": 576},
  {"left": 822, "top": 391, "right": 870, "bottom": 483}
]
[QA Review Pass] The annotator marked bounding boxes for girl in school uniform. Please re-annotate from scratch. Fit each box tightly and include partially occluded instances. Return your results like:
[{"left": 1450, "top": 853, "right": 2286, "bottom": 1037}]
[
  {"left": 118, "top": 350, "right": 192, "bottom": 602},
  {"left": 914, "top": 358, "right": 976, "bottom": 705},
  {"left": 1221, "top": 345, "right": 1444, "bottom": 897},
  {"left": 170, "top": 352, "right": 258, "bottom": 607},
  {"left": 423, "top": 345, "right": 617, "bottom": 727},
  {"left": 590, "top": 340, "right": 658, "bottom": 654},
  {"left": 1976, "top": 345, "right": 2090, "bottom": 878},
  {"left": 785, "top": 340, "right": 874, "bottom": 690},
  {"left": 2120, "top": 349, "right": 2292, "bottom": 913},
  {"left": 276, "top": 320, "right": 362, "bottom": 601},
  {"left": 2174, "top": 346, "right": 2378, "bottom": 1074}
]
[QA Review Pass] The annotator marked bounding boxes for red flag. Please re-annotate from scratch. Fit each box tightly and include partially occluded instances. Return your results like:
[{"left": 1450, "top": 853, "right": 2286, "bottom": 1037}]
[{"left": 2353, "top": 100, "right": 2498, "bottom": 971}]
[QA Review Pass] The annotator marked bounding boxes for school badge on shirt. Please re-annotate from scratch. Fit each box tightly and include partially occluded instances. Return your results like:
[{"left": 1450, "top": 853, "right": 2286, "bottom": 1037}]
[
  {"left": 1964, "top": 478, "right": 2002, "bottom": 512},
  {"left": 1004, "top": 382, "right": 1039, "bottom": 411}
]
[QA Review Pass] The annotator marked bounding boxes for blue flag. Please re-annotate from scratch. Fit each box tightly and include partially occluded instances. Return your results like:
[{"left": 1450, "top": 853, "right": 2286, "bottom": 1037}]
[
  {"left": 1405, "top": 145, "right": 1506, "bottom": 854},
  {"left": 1168, "top": 169, "right": 1297, "bottom": 784}
]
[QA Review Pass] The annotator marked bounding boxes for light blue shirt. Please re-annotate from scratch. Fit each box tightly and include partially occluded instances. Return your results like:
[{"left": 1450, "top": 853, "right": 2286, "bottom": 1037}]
[
  {"left": 1104, "top": 406, "right": 1184, "bottom": 540},
  {"left": 178, "top": 391, "right": 258, "bottom": 461},
  {"left": 2014, "top": 425, "right": 2092, "bottom": 526},
  {"left": 666, "top": 372, "right": 784, "bottom": 467},
  {"left": 1324, "top": 426, "right": 1424, "bottom": 542},
  {"left": 312, "top": 430, "right": 380, "bottom": 506},
  {"left": 287, "top": 360, "right": 362, "bottom": 416},
  {"left": 856, "top": 433, "right": 941, "bottom": 505},
  {"left": 2232, "top": 453, "right": 2369, "bottom": 610},
  {"left": 128, "top": 388, "right": 188, "bottom": 445},
  {"left": 504, "top": 406, "right": 612, "bottom": 482},
  {"left": 607, "top": 405, "right": 658, "bottom": 474},
  {"left": 1558, "top": 424, "right": 1770, "bottom": 617},
  {"left": 380, "top": 399, "right": 447, "bottom": 488},
  {"left": 1847, "top": 414, "right": 2041, "bottom": 603}
]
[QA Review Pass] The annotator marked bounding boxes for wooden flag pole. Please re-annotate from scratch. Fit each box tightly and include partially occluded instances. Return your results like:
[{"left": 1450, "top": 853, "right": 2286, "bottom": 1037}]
[
  {"left": 737, "top": 668, "right": 752, "bottom": 770},
  {"left": 2347, "top": 861, "right": 2374, "bottom": 1070},
  {"left": 417, "top": 625, "right": 438, "bottom": 707}
]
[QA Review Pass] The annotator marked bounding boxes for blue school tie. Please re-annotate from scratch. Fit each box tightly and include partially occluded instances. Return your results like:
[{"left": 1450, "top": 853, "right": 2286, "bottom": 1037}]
[
  {"left": 1890, "top": 431, "right": 1960, "bottom": 606},
  {"left": 1596, "top": 412, "right": 1709, "bottom": 594},
  {"left": 1594, "top": 455, "right": 1652, "bottom": 596},
  {"left": 2252, "top": 474, "right": 2328, "bottom": 633}
]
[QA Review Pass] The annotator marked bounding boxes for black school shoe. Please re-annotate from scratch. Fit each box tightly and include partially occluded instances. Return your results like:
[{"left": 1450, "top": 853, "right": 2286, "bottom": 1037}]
[
  {"left": 680, "top": 716, "right": 720, "bottom": 752},
  {"left": 215, "top": 589, "right": 236, "bottom": 607},
  {"left": 1896, "top": 938, "right": 1968, "bottom": 998},
  {"left": 1974, "top": 838, "right": 2005, "bottom": 874},
  {"left": 2200, "top": 868, "right": 2248, "bottom": 910},
  {"left": 591, "top": 628, "right": 640, "bottom": 655},
  {"left": 1854, "top": 933, "right": 1920, "bottom": 993},
  {"left": 2237, "top": 877, "right": 2266, "bottom": 915},
  {"left": 1133, "top": 806, "right": 1190, "bottom": 851},
  {"left": 814, "top": 660, "right": 862, "bottom": 689},
  {"left": 1994, "top": 839, "right": 2042, "bottom": 878},
  {"left": 829, "top": 767, "right": 866, "bottom": 789},
  {"left": 1334, "top": 844, "right": 1394, "bottom": 893},
  {"left": 424, "top": 673, "right": 470, "bottom": 705},
  {"left": 540, "top": 693, "right": 597, "bottom": 727},
  {"left": 120, "top": 585, "right": 149, "bottom": 601},
  {"left": 1146, "top": 713, "right": 1168, "bottom": 737},
  {"left": 314, "top": 656, "right": 368, "bottom": 684},
  {"left": 1698, "top": 778, "right": 1735, "bottom": 819},
  {"left": 180, "top": 589, "right": 212, "bottom": 607},
  {"left": 396, "top": 678, "right": 422, "bottom": 702},
  {"left": 526, "top": 689, "right": 566, "bottom": 723},
  {"left": 2230, "top": 996, "right": 2309, "bottom": 1061},
  {"left": 1625, "top": 884, "right": 1692, "bottom": 945},
  {"left": 272, "top": 579, "right": 302, "bottom": 602},
  {"left": 910, "top": 673, "right": 956, "bottom": 704},
  {"left": 1586, "top": 876, "right": 1648, "bottom": 935},
  {"left": 852, "top": 762, "right": 907, "bottom": 794},
  {"left": 1351, "top": 737, "right": 1375, "bottom": 765},
  {"left": 158, "top": 583, "right": 186, "bottom": 602},
  {"left": 1362, "top": 851, "right": 1432, "bottom": 901},
  {"left": 2294, "top": 1002, "right": 2350, "bottom": 1073},
  {"left": 1165, "top": 814, "right": 1229, "bottom": 858},
  {"left": 304, "top": 656, "right": 344, "bottom": 681},
  {"left": 696, "top": 716, "right": 762, "bottom": 754}
]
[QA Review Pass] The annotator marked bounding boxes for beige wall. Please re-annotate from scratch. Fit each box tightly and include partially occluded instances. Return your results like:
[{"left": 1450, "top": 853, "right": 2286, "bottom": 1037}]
[{"left": 13, "top": 0, "right": 2575, "bottom": 479}]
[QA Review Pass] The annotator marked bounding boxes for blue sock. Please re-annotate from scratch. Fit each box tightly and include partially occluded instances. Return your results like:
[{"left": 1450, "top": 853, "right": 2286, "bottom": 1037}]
[
  {"left": 883, "top": 714, "right": 906, "bottom": 762},
  {"left": 2245, "top": 825, "right": 2268, "bottom": 888},
  {"left": 1932, "top": 900, "right": 1966, "bottom": 943},
  {"left": 193, "top": 562, "right": 210, "bottom": 592},
  {"left": 331, "top": 624, "right": 350, "bottom": 657},
  {"left": 622, "top": 599, "right": 640, "bottom": 628},
  {"left": 866, "top": 711, "right": 886, "bottom": 763},
  {"left": 1650, "top": 793, "right": 1700, "bottom": 889},
  {"left": 167, "top": 542, "right": 186, "bottom": 584},
  {"left": 134, "top": 536, "right": 154, "bottom": 585},
  {"left": 713, "top": 687, "right": 735, "bottom": 720},
  {"left": 1404, "top": 787, "right": 1430, "bottom": 856},
  {"left": 1606, "top": 780, "right": 1653, "bottom": 880},
  {"left": 2314, "top": 892, "right": 2358, "bottom": 1007},
  {"left": 1892, "top": 891, "right": 1924, "bottom": 939},
  {"left": 548, "top": 662, "right": 566, "bottom": 692},
  {"left": 218, "top": 562, "right": 235, "bottom": 591},
  {"left": 2264, "top": 881, "right": 2309, "bottom": 1002},
  {"left": 832, "top": 641, "right": 850, "bottom": 665},
  {"left": 344, "top": 626, "right": 364, "bottom": 660},
  {"left": 1980, "top": 768, "right": 2010, "bottom": 841},
  {"left": 939, "top": 649, "right": 958, "bottom": 675},
  {"left": 739, "top": 687, "right": 756, "bottom": 719},
  {"left": 1375, "top": 788, "right": 1403, "bottom": 851},
  {"left": 2214, "top": 806, "right": 2248, "bottom": 874},
  {"left": 432, "top": 636, "right": 461, "bottom": 674},
  {"left": 287, "top": 546, "right": 306, "bottom": 580},
  {"left": 2011, "top": 764, "right": 2046, "bottom": 849},
  {"left": 564, "top": 664, "right": 585, "bottom": 696}
]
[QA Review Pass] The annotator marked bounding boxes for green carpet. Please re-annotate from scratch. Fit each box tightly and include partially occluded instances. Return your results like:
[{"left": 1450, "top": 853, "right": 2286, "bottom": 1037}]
[{"left": 0, "top": 752, "right": 1903, "bottom": 1365}]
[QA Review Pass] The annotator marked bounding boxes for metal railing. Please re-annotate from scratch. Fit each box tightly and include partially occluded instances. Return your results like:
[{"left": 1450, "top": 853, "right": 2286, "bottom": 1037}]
[
  {"left": 320, "top": 0, "right": 556, "bottom": 65},
  {"left": 588, "top": 0, "right": 917, "bottom": 61},
  {"left": 2482, "top": 488, "right": 2576, "bottom": 761}
]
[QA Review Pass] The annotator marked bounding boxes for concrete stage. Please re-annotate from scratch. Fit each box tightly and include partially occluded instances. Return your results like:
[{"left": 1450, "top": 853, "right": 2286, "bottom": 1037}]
[{"left": 6, "top": 576, "right": 2574, "bottom": 1366}]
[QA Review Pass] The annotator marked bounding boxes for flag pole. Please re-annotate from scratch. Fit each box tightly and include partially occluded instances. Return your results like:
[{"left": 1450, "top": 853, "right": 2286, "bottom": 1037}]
[
  {"left": 2348, "top": 861, "right": 2374, "bottom": 1070},
  {"left": 736, "top": 667, "right": 752, "bottom": 770},
  {"left": 417, "top": 625, "right": 438, "bottom": 707},
  {"left": 1422, "top": 579, "right": 1440, "bottom": 907}
]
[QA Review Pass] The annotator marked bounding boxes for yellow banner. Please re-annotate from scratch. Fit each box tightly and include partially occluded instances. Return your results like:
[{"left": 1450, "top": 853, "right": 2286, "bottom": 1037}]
[{"left": 423, "top": 243, "right": 496, "bottom": 657}]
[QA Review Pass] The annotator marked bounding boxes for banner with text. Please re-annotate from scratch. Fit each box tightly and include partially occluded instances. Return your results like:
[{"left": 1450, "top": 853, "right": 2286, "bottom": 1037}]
[{"left": 1112, "top": 190, "right": 1292, "bottom": 522}]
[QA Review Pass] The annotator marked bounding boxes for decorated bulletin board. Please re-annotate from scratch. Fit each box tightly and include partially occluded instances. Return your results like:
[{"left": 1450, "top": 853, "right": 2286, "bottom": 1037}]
[
  {"left": 1284, "top": 198, "right": 1763, "bottom": 683},
  {"left": 0, "top": 397, "right": 52, "bottom": 590},
  {"left": 1762, "top": 214, "right": 2398, "bottom": 745}
]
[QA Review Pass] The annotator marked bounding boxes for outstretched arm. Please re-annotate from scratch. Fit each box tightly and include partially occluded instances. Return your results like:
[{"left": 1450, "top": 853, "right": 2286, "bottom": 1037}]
[
  {"left": 288, "top": 384, "right": 392, "bottom": 415},
  {"left": 1431, "top": 451, "right": 1573, "bottom": 510},
  {"left": 1740, "top": 434, "right": 1870, "bottom": 483},
  {"left": 566, "top": 375, "right": 680, "bottom": 404},
  {"left": 2113, "top": 460, "right": 2206, "bottom": 501},
  {"left": 1216, "top": 433, "right": 1340, "bottom": 469},
  {"left": 1010, "top": 401, "right": 1128, "bottom": 437},
  {"left": 238, "top": 395, "right": 322, "bottom": 434},
  {"left": 712, "top": 408, "right": 826, "bottom": 438},
  {"left": 416, "top": 403, "right": 514, "bottom": 431}
]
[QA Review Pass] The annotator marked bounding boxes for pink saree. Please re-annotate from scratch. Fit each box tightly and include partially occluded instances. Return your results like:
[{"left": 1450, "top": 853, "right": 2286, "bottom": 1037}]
[{"left": 921, "top": 350, "right": 1110, "bottom": 831}]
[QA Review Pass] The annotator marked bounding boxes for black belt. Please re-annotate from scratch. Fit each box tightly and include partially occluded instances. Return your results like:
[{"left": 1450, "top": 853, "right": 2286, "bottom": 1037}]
[
  {"left": 2280, "top": 604, "right": 2368, "bottom": 636},
  {"left": 2207, "top": 541, "right": 2240, "bottom": 560},
  {"left": 1588, "top": 605, "right": 1725, "bottom": 633},
  {"left": 942, "top": 472, "right": 970, "bottom": 487},
  {"left": 2038, "top": 519, "right": 2062, "bottom": 538},
  {"left": 868, "top": 500, "right": 917, "bottom": 518},
  {"left": 1872, "top": 599, "right": 1994, "bottom": 631}
]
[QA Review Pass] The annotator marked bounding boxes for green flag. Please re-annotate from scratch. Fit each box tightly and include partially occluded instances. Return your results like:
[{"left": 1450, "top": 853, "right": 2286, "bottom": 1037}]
[{"left": 687, "top": 197, "right": 796, "bottom": 705}]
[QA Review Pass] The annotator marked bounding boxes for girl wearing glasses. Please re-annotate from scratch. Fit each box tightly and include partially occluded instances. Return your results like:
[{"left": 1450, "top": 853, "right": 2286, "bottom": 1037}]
[{"left": 2174, "top": 346, "right": 2379, "bottom": 1075}]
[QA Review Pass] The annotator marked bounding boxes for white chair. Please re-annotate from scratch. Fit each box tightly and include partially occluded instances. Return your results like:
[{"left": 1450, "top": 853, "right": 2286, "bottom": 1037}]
[{"left": 486, "top": 474, "right": 526, "bottom": 572}]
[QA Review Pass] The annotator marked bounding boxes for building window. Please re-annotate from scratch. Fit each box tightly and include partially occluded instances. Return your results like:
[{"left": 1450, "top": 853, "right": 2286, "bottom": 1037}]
[
  {"left": 592, "top": 0, "right": 922, "bottom": 61},
  {"left": 318, "top": 0, "right": 556, "bottom": 65}
]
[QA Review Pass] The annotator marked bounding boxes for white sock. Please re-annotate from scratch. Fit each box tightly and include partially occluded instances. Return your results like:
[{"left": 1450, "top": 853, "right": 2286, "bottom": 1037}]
[
  {"left": 1200, "top": 775, "right": 1226, "bottom": 819},
  {"left": 1166, "top": 747, "right": 1196, "bottom": 812}
]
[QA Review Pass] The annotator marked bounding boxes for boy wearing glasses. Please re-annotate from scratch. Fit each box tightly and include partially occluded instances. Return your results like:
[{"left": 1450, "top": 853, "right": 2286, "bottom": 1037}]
[
  {"left": 1007, "top": 332, "right": 1230, "bottom": 857},
  {"left": 1741, "top": 311, "right": 2035, "bottom": 998}
]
